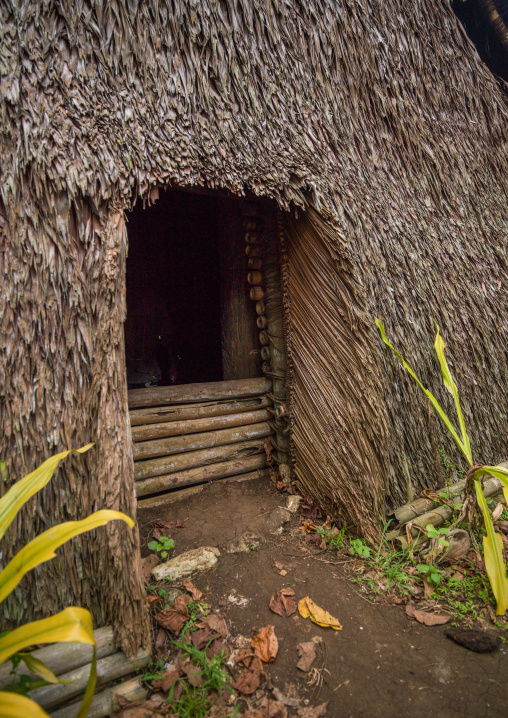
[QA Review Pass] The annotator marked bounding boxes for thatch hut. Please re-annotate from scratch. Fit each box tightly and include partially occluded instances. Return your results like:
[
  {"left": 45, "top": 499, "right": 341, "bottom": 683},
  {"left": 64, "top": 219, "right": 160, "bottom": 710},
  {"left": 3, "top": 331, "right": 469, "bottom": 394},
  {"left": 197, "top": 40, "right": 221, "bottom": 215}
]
[{"left": 1, "top": 1, "right": 508, "bottom": 653}]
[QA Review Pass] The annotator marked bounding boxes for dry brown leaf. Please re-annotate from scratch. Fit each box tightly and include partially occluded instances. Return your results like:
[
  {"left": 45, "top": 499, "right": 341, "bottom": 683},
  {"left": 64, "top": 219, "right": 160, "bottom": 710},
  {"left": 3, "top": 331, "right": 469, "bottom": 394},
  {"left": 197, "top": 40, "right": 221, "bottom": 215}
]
[
  {"left": 299, "top": 521, "right": 318, "bottom": 534},
  {"left": 198, "top": 614, "right": 228, "bottom": 638},
  {"left": 205, "top": 640, "right": 230, "bottom": 659},
  {"left": 422, "top": 578, "right": 435, "bottom": 598},
  {"left": 115, "top": 694, "right": 170, "bottom": 717},
  {"left": 492, "top": 503, "right": 504, "bottom": 521},
  {"left": 152, "top": 664, "right": 182, "bottom": 693},
  {"left": 280, "top": 569, "right": 288, "bottom": 576},
  {"left": 147, "top": 594, "right": 163, "bottom": 605},
  {"left": 273, "top": 561, "right": 285, "bottom": 570},
  {"left": 253, "top": 697, "right": 287, "bottom": 718},
  {"left": 155, "top": 627, "right": 167, "bottom": 652},
  {"left": 413, "top": 610, "right": 450, "bottom": 626},
  {"left": 233, "top": 667, "right": 265, "bottom": 695},
  {"left": 191, "top": 626, "right": 217, "bottom": 650},
  {"left": 155, "top": 594, "right": 191, "bottom": 633},
  {"left": 182, "top": 662, "right": 203, "bottom": 687},
  {"left": 297, "top": 703, "right": 328, "bottom": 718},
  {"left": 269, "top": 588, "right": 297, "bottom": 617},
  {"left": 251, "top": 625, "right": 279, "bottom": 662},
  {"left": 296, "top": 641, "right": 317, "bottom": 672},
  {"left": 140, "top": 554, "right": 160, "bottom": 582},
  {"left": 182, "top": 579, "right": 203, "bottom": 600},
  {"left": 405, "top": 604, "right": 416, "bottom": 618}
]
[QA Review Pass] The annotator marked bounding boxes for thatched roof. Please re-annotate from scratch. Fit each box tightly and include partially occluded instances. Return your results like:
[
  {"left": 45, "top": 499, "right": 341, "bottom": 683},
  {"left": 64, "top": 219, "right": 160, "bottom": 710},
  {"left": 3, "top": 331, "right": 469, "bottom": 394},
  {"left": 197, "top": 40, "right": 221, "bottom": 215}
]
[{"left": 1, "top": 0, "right": 508, "bottom": 644}]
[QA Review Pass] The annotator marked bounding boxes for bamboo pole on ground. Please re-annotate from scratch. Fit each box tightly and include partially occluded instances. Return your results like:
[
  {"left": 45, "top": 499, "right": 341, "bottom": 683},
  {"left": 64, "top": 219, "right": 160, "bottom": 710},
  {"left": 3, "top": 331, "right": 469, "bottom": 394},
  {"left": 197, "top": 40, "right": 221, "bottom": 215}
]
[
  {"left": 50, "top": 677, "right": 147, "bottom": 718},
  {"left": 131, "top": 408, "right": 271, "bottom": 442},
  {"left": 392, "top": 479, "right": 467, "bottom": 525},
  {"left": 136, "top": 454, "right": 268, "bottom": 496},
  {"left": 133, "top": 421, "right": 272, "bottom": 461},
  {"left": 134, "top": 438, "right": 267, "bottom": 480},
  {"left": 128, "top": 377, "right": 271, "bottom": 409},
  {"left": 30, "top": 647, "right": 150, "bottom": 710},
  {"left": 129, "top": 395, "right": 272, "bottom": 426},
  {"left": 0, "top": 627, "right": 115, "bottom": 689}
]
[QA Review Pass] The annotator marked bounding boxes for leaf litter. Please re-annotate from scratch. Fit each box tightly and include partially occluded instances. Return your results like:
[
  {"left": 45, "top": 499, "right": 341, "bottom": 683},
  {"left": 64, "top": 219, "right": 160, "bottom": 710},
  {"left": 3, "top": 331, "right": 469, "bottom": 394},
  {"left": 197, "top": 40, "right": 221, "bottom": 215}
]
[
  {"left": 298, "top": 596, "right": 342, "bottom": 630},
  {"left": 269, "top": 587, "right": 298, "bottom": 617}
]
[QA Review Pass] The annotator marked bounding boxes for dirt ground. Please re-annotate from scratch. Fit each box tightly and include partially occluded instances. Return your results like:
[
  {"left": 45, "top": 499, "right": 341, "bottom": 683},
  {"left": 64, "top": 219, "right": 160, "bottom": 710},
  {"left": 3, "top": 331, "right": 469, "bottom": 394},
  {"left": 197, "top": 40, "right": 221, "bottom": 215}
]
[{"left": 138, "top": 479, "right": 508, "bottom": 718}]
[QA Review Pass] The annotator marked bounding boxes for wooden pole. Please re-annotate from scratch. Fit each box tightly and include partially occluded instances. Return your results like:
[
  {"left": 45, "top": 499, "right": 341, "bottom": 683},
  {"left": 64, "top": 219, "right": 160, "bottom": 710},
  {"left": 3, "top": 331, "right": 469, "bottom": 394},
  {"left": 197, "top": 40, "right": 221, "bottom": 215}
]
[
  {"left": 134, "top": 438, "right": 268, "bottom": 480},
  {"left": 0, "top": 627, "right": 115, "bottom": 689},
  {"left": 137, "top": 468, "right": 271, "bottom": 509},
  {"left": 131, "top": 408, "right": 271, "bottom": 442},
  {"left": 29, "top": 647, "right": 150, "bottom": 710},
  {"left": 128, "top": 376, "right": 271, "bottom": 409},
  {"left": 129, "top": 395, "right": 272, "bottom": 426},
  {"left": 133, "top": 421, "right": 272, "bottom": 461},
  {"left": 50, "top": 676, "right": 147, "bottom": 718},
  {"left": 136, "top": 454, "right": 268, "bottom": 496},
  {"left": 219, "top": 199, "right": 261, "bottom": 380}
]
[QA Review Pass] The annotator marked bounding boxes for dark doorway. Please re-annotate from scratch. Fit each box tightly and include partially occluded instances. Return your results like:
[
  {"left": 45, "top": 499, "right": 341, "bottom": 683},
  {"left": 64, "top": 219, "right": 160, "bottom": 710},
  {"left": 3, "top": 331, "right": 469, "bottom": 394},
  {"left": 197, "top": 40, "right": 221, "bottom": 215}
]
[{"left": 125, "top": 190, "right": 223, "bottom": 388}]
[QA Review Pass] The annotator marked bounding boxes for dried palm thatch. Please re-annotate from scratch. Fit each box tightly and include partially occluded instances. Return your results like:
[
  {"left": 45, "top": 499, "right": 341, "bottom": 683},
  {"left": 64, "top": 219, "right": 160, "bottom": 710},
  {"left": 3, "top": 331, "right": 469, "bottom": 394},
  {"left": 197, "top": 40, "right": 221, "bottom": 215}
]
[{"left": 1, "top": 0, "right": 508, "bottom": 640}]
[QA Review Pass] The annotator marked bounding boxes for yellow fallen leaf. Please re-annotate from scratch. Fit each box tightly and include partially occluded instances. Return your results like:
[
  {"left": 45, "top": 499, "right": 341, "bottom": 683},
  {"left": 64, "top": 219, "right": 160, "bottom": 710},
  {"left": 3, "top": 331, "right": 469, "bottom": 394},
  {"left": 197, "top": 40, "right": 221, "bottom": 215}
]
[{"left": 298, "top": 596, "right": 342, "bottom": 630}]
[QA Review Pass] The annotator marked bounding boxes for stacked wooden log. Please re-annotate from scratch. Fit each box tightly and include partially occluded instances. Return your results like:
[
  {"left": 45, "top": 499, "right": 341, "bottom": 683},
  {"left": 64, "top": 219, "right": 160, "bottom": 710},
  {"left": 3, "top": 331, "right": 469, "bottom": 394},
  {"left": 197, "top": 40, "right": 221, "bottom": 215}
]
[
  {"left": 129, "top": 377, "right": 274, "bottom": 504},
  {"left": 0, "top": 626, "right": 149, "bottom": 718}
]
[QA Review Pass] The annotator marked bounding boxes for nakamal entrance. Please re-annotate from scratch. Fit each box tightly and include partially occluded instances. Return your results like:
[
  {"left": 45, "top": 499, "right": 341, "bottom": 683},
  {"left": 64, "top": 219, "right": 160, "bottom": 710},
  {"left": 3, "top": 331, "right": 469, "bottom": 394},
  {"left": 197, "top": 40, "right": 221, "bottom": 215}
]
[{"left": 125, "top": 190, "right": 289, "bottom": 507}]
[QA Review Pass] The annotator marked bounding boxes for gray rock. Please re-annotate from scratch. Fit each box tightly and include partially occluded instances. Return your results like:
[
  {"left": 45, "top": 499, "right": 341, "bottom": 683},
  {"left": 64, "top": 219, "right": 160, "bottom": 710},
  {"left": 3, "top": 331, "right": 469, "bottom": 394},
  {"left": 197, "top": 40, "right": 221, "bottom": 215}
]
[
  {"left": 151, "top": 546, "right": 220, "bottom": 581},
  {"left": 225, "top": 531, "right": 262, "bottom": 554},
  {"left": 266, "top": 506, "right": 292, "bottom": 534}
]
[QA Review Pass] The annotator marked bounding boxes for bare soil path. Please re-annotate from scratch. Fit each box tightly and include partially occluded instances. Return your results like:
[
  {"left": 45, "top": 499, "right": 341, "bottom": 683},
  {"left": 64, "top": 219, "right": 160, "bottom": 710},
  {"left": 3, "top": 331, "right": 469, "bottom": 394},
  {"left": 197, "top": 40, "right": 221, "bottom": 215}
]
[{"left": 138, "top": 479, "right": 507, "bottom": 718}]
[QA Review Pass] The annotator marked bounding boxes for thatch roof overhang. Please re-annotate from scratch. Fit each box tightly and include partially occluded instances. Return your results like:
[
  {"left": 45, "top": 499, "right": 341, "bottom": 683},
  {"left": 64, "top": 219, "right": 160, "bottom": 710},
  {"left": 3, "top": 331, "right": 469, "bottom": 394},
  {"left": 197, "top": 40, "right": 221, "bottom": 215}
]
[{"left": 1, "top": 0, "right": 508, "bottom": 643}]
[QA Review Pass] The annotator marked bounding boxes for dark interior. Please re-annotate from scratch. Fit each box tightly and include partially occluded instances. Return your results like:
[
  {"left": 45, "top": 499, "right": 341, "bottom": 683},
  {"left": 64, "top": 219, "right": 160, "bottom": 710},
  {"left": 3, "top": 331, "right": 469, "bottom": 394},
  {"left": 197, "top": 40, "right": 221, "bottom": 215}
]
[
  {"left": 452, "top": 0, "right": 508, "bottom": 84},
  {"left": 125, "top": 190, "right": 223, "bottom": 388}
]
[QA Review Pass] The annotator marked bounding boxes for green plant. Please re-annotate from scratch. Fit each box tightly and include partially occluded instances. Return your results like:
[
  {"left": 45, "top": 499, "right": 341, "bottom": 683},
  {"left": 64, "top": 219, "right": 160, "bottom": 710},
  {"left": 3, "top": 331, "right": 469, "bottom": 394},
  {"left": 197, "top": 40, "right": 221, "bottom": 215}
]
[
  {"left": 0, "top": 446, "right": 134, "bottom": 717},
  {"left": 148, "top": 536, "right": 175, "bottom": 559},
  {"left": 417, "top": 563, "right": 443, "bottom": 586},
  {"left": 377, "top": 319, "right": 508, "bottom": 614},
  {"left": 316, "top": 524, "right": 349, "bottom": 551},
  {"left": 349, "top": 538, "right": 372, "bottom": 559},
  {"left": 168, "top": 640, "right": 234, "bottom": 718}
]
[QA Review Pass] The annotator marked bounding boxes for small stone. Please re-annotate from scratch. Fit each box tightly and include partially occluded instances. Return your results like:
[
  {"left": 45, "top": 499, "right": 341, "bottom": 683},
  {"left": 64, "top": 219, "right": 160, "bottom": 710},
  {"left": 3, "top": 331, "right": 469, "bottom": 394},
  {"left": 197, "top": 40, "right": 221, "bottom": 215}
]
[
  {"left": 225, "top": 531, "right": 262, "bottom": 554},
  {"left": 266, "top": 507, "right": 292, "bottom": 534},
  {"left": 445, "top": 628, "right": 502, "bottom": 652},
  {"left": 164, "top": 588, "right": 183, "bottom": 608},
  {"left": 151, "top": 546, "right": 220, "bottom": 582},
  {"left": 285, "top": 495, "right": 303, "bottom": 514}
]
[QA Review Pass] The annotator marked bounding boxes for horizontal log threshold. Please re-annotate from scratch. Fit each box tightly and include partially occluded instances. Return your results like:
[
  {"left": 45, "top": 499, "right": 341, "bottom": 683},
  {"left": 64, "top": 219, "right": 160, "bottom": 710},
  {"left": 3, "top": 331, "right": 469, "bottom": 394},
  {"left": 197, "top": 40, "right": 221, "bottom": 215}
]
[
  {"left": 136, "top": 454, "right": 268, "bottom": 497},
  {"left": 129, "top": 395, "right": 272, "bottom": 427},
  {"left": 134, "top": 438, "right": 268, "bottom": 481},
  {"left": 137, "top": 468, "right": 271, "bottom": 509},
  {"left": 51, "top": 676, "right": 146, "bottom": 718},
  {"left": 131, "top": 408, "right": 271, "bottom": 443},
  {"left": 128, "top": 376, "right": 271, "bottom": 409},
  {"left": 30, "top": 647, "right": 150, "bottom": 710},
  {"left": 133, "top": 421, "right": 273, "bottom": 461},
  {"left": 0, "top": 626, "right": 115, "bottom": 689}
]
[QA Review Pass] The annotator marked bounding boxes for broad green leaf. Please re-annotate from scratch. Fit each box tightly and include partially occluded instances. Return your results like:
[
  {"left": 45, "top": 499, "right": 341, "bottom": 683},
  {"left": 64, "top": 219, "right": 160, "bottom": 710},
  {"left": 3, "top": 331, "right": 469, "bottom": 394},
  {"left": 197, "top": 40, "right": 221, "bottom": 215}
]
[
  {"left": 475, "top": 481, "right": 508, "bottom": 615},
  {"left": 0, "top": 444, "right": 94, "bottom": 541},
  {"left": 471, "top": 465, "right": 508, "bottom": 492},
  {"left": 0, "top": 607, "right": 94, "bottom": 665},
  {"left": 0, "top": 691, "right": 50, "bottom": 717},
  {"left": 0, "top": 510, "right": 134, "bottom": 602},
  {"left": 376, "top": 319, "right": 470, "bottom": 462},
  {"left": 433, "top": 325, "right": 472, "bottom": 464},
  {"left": 75, "top": 647, "right": 97, "bottom": 718},
  {"left": 18, "top": 653, "right": 59, "bottom": 684}
]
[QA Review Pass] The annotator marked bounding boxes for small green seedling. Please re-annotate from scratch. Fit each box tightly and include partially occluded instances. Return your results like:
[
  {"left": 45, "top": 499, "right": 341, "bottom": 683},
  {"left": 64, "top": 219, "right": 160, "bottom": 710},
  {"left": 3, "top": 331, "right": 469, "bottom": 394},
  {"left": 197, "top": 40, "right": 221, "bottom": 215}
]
[
  {"left": 417, "top": 563, "right": 442, "bottom": 586},
  {"left": 349, "top": 538, "right": 372, "bottom": 559},
  {"left": 425, "top": 524, "right": 450, "bottom": 550},
  {"left": 148, "top": 535, "right": 175, "bottom": 559}
]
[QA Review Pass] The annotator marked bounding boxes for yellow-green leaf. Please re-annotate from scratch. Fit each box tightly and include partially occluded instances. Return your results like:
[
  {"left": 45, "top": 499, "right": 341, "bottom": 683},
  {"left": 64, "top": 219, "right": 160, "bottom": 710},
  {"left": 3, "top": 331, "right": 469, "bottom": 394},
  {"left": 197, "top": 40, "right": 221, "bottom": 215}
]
[
  {"left": 0, "top": 607, "right": 94, "bottom": 665},
  {"left": 433, "top": 325, "right": 472, "bottom": 463},
  {"left": 0, "top": 691, "right": 51, "bottom": 717},
  {"left": 376, "top": 319, "right": 470, "bottom": 463},
  {"left": 18, "top": 653, "right": 59, "bottom": 684},
  {"left": 475, "top": 481, "right": 508, "bottom": 615},
  {"left": 0, "top": 444, "right": 94, "bottom": 541},
  {"left": 471, "top": 465, "right": 508, "bottom": 493},
  {"left": 75, "top": 647, "right": 97, "bottom": 718},
  {"left": 0, "top": 510, "right": 134, "bottom": 602}
]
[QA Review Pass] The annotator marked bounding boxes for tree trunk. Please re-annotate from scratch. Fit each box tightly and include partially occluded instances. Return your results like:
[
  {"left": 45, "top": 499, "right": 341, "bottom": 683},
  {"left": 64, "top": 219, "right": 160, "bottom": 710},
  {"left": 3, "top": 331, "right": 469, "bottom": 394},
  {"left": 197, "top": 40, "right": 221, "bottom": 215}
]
[{"left": 0, "top": 192, "right": 149, "bottom": 656}]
